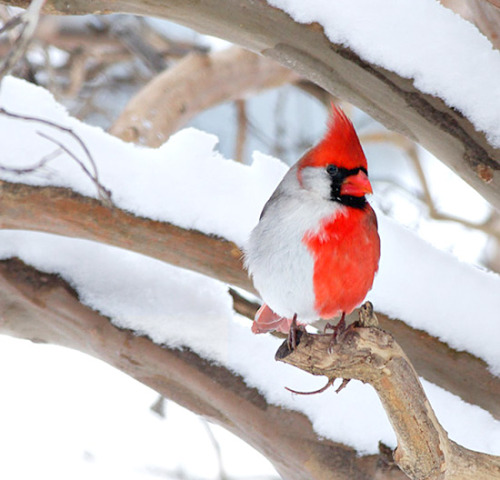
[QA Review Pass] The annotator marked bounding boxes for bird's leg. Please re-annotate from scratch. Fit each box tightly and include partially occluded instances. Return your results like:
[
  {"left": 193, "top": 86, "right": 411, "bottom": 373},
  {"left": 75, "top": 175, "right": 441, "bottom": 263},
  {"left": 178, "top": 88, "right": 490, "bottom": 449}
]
[
  {"left": 287, "top": 313, "right": 299, "bottom": 351},
  {"left": 324, "top": 312, "right": 346, "bottom": 338},
  {"left": 326, "top": 312, "right": 346, "bottom": 353},
  {"left": 335, "top": 311, "right": 347, "bottom": 337}
]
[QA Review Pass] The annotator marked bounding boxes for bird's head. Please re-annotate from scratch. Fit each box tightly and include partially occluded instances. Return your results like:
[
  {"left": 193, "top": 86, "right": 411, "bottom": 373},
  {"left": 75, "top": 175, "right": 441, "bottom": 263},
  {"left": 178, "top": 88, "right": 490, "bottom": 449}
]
[{"left": 297, "top": 105, "right": 372, "bottom": 208}]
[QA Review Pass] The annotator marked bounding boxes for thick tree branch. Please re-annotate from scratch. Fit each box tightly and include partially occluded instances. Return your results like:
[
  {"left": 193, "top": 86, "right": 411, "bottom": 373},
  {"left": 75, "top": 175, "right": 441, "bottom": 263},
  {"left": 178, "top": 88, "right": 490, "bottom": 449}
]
[
  {"left": 2, "top": 0, "right": 499, "bottom": 210},
  {"left": 1, "top": 179, "right": 499, "bottom": 422},
  {"left": 0, "top": 257, "right": 407, "bottom": 480},
  {"left": 110, "top": 46, "right": 300, "bottom": 146},
  {"left": 0, "top": 180, "right": 250, "bottom": 292},
  {"left": 276, "top": 318, "right": 500, "bottom": 480}
]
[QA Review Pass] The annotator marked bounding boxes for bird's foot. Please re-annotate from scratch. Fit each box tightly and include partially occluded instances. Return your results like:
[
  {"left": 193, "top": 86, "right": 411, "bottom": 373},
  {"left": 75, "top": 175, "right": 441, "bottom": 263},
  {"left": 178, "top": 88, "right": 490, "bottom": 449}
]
[
  {"left": 325, "top": 312, "right": 346, "bottom": 353},
  {"left": 252, "top": 304, "right": 293, "bottom": 334},
  {"left": 287, "top": 313, "right": 303, "bottom": 350},
  {"left": 285, "top": 377, "right": 351, "bottom": 395},
  {"left": 285, "top": 377, "right": 335, "bottom": 395}
]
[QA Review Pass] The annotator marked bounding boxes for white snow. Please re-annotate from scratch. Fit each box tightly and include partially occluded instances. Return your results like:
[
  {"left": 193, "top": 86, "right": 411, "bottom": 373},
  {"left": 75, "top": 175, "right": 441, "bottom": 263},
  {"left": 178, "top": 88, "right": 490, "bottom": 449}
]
[
  {"left": 0, "top": 335, "right": 277, "bottom": 480},
  {"left": 369, "top": 213, "right": 500, "bottom": 374},
  {"left": 0, "top": 76, "right": 277, "bottom": 246},
  {"left": 0, "top": 76, "right": 499, "bottom": 456},
  {"left": 266, "top": 0, "right": 500, "bottom": 148}
]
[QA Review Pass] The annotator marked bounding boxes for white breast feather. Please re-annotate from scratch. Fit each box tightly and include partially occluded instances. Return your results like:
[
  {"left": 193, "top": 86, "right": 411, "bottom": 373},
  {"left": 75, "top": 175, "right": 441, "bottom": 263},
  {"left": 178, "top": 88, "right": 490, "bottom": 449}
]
[{"left": 244, "top": 165, "right": 344, "bottom": 322}]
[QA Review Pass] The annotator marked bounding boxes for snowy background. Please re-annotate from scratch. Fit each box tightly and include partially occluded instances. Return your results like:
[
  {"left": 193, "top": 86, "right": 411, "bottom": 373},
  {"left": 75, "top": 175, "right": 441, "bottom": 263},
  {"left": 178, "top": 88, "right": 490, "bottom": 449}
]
[{"left": 0, "top": 1, "right": 500, "bottom": 479}]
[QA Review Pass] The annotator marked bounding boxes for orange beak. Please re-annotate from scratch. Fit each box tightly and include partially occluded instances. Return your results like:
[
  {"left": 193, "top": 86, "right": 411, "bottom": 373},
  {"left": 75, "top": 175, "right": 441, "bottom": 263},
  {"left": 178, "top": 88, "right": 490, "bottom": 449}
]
[{"left": 340, "top": 170, "right": 373, "bottom": 196}]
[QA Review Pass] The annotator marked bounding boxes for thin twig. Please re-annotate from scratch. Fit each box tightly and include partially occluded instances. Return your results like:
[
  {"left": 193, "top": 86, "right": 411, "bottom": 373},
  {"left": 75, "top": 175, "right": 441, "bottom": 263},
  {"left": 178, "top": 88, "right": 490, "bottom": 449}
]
[
  {"left": 234, "top": 99, "right": 247, "bottom": 163},
  {"left": 0, "top": 13, "right": 23, "bottom": 36},
  {"left": 0, "top": 0, "right": 45, "bottom": 82},
  {"left": 200, "top": 419, "right": 229, "bottom": 480},
  {"left": 0, "top": 107, "right": 112, "bottom": 205},
  {"left": 36, "top": 130, "right": 112, "bottom": 203},
  {"left": 0, "top": 148, "right": 60, "bottom": 175}
]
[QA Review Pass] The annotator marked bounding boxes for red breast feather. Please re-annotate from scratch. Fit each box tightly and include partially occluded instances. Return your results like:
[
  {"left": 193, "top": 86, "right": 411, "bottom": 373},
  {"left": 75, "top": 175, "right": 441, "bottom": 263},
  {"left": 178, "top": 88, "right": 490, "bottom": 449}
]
[{"left": 303, "top": 204, "right": 380, "bottom": 319}]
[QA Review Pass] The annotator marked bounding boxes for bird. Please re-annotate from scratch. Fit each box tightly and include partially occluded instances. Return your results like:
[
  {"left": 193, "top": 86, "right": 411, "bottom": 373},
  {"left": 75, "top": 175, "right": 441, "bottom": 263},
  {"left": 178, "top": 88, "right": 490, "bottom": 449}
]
[{"left": 244, "top": 105, "right": 380, "bottom": 348}]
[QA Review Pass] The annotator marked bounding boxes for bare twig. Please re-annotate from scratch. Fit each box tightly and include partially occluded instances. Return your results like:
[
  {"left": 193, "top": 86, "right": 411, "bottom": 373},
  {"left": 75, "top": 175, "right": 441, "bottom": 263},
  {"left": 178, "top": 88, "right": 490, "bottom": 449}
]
[
  {"left": 36, "top": 130, "right": 111, "bottom": 204},
  {"left": 409, "top": 143, "right": 500, "bottom": 238},
  {"left": 0, "top": 0, "right": 45, "bottom": 81},
  {"left": 200, "top": 419, "right": 229, "bottom": 480},
  {"left": 234, "top": 99, "right": 247, "bottom": 163},
  {"left": 0, "top": 107, "right": 112, "bottom": 205},
  {"left": 0, "top": 147, "right": 60, "bottom": 174}
]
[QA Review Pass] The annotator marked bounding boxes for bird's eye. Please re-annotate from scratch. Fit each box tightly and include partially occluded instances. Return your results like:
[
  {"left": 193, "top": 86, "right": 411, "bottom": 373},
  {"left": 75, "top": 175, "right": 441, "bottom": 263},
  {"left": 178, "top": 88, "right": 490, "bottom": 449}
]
[{"left": 326, "top": 164, "right": 339, "bottom": 177}]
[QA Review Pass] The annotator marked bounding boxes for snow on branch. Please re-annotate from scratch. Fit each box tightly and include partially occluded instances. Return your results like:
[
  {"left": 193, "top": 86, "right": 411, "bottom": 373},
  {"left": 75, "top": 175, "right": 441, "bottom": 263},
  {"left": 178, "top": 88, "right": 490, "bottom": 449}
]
[
  {"left": 0, "top": 73, "right": 498, "bottom": 417},
  {"left": 4, "top": 0, "right": 499, "bottom": 211},
  {"left": 0, "top": 178, "right": 499, "bottom": 424},
  {"left": 0, "top": 257, "right": 406, "bottom": 480}
]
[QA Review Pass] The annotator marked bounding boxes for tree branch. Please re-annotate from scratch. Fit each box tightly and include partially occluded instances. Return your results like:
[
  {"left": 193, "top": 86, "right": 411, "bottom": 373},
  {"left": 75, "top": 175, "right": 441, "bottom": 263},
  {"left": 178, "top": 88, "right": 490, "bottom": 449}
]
[
  {"left": 2, "top": 0, "right": 498, "bottom": 209},
  {"left": 0, "top": 257, "right": 407, "bottom": 480},
  {"left": 1, "top": 179, "right": 499, "bottom": 422},
  {"left": 0, "top": 180, "right": 250, "bottom": 291},
  {"left": 109, "top": 46, "right": 300, "bottom": 146},
  {"left": 276, "top": 311, "right": 500, "bottom": 480}
]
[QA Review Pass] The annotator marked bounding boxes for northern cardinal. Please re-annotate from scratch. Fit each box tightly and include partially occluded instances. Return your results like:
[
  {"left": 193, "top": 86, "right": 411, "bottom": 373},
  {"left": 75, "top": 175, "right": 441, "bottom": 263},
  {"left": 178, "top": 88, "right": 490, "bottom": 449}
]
[{"left": 244, "top": 106, "right": 380, "bottom": 345}]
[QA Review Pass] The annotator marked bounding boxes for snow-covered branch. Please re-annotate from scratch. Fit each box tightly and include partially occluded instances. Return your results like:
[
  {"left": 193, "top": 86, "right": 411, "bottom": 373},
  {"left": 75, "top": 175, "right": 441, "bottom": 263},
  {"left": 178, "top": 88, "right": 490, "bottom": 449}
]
[
  {"left": 0, "top": 2, "right": 499, "bottom": 476},
  {"left": 1, "top": 178, "right": 499, "bottom": 423},
  {"left": 0, "top": 181, "right": 249, "bottom": 291},
  {"left": 2, "top": 0, "right": 499, "bottom": 210},
  {"left": 0, "top": 257, "right": 407, "bottom": 480}
]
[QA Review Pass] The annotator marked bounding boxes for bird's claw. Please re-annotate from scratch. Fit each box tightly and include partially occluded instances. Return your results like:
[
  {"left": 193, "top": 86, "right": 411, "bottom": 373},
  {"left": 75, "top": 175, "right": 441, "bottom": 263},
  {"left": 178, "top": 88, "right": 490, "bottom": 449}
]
[
  {"left": 325, "top": 312, "right": 347, "bottom": 353},
  {"left": 287, "top": 313, "right": 301, "bottom": 350}
]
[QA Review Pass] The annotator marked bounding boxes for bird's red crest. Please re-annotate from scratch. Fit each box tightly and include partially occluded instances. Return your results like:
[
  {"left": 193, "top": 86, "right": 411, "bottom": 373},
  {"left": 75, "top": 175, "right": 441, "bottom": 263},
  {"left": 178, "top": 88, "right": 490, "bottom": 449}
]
[{"left": 299, "top": 105, "right": 367, "bottom": 171}]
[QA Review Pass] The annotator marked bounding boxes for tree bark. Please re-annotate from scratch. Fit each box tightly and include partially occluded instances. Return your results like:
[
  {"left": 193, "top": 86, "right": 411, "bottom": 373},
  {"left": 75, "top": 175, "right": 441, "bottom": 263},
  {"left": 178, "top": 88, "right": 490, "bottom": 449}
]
[
  {"left": 2, "top": 256, "right": 499, "bottom": 479},
  {"left": 2, "top": 0, "right": 499, "bottom": 210}
]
